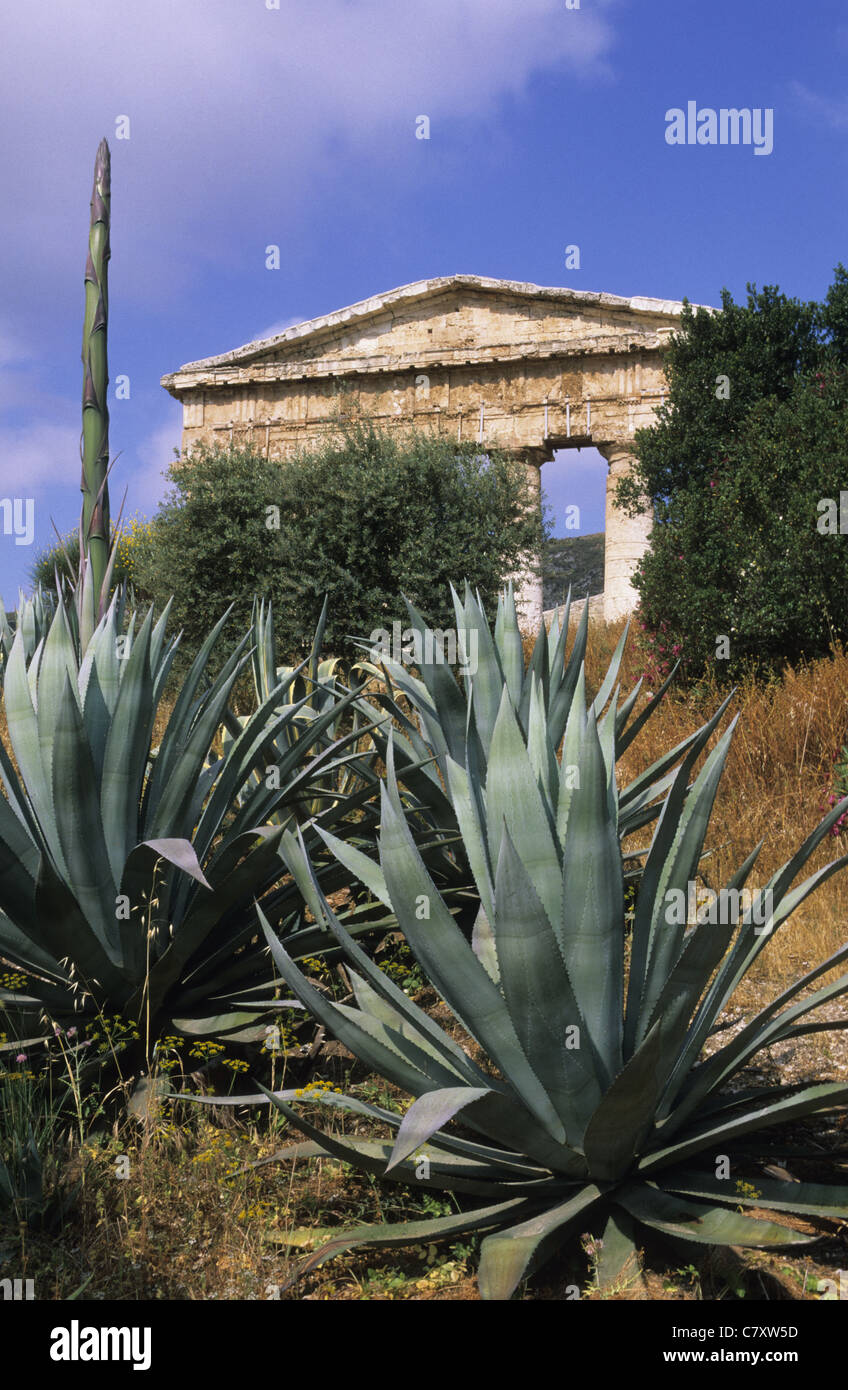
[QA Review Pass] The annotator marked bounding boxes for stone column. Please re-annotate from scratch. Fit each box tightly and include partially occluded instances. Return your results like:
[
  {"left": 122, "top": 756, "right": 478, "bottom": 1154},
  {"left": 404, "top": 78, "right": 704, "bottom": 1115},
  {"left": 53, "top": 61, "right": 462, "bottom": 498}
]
[
  {"left": 512, "top": 449, "right": 547, "bottom": 632},
  {"left": 599, "top": 440, "right": 652, "bottom": 622}
]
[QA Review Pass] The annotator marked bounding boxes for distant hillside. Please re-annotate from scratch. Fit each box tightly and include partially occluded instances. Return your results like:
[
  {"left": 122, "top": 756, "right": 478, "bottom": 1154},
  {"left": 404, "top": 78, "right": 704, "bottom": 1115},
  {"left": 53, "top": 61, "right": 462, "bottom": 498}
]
[{"left": 543, "top": 533, "right": 604, "bottom": 611}]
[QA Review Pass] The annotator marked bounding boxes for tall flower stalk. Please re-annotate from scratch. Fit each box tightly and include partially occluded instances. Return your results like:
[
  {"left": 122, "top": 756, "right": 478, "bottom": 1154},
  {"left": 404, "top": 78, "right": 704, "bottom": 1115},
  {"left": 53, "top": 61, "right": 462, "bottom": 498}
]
[{"left": 80, "top": 137, "right": 112, "bottom": 610}]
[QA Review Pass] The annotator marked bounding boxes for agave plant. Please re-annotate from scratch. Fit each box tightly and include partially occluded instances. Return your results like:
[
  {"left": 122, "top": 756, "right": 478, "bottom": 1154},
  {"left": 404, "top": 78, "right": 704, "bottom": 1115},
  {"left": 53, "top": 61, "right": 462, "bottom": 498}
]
[
  {"left": 352, "top": 583, "right": 711, "bottom": 924},
  {"left": 0, "top": 592, "right": 382, "bottom": 1064},
  {"left": 0, "top": 589, "right": 54, "bottom": 668},
  {"left": 248, "top": 670, "right": 848, "bottom": 1300},
  {"left": 223, "top": 596, "right": 371, "bottom": 830}
]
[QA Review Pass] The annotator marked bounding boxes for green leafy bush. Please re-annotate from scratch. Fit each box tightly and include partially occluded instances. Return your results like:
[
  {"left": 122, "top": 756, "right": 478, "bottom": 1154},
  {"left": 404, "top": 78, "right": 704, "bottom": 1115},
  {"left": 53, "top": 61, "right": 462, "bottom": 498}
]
[
  {"left": 616, "top": 267, "right": 848, "bottom": 681},
  {"left": 29, "top": 515, "right": 155, "bottom": 605},
  {"left": 631, "top": 367, "right": 848, "bottom": 680},
  {"left": 134, "top": 423, "right": 545, "bottom": 669}
]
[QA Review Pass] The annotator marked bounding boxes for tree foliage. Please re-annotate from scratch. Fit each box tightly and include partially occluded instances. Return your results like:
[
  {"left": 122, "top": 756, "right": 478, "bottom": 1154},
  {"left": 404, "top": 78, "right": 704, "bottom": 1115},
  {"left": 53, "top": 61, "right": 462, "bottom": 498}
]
[
  {"left": 134, "top": 422, "right": 545, "bottom": 667},
  {"left": 615, "top": 266, "right": 848, "bottom": 680}
]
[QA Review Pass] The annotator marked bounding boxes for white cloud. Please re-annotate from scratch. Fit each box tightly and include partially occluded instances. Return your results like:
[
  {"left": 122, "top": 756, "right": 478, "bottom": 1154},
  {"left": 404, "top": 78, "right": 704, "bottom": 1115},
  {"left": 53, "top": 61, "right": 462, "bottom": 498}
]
[
  {"left": 791, "top": 80, "right": 848, "bottom": 131},
  {"left": 251, "top": 315, "right": 308, "bottom": 344},
  {"left": 0, "top": 422, "right": 80, "bottom": 494},
  {"left": 128, "top": 419, "right": 184, "bottom": 515},
  {"left": 0, "top": 2, "right": 617, "bottom": 302}
]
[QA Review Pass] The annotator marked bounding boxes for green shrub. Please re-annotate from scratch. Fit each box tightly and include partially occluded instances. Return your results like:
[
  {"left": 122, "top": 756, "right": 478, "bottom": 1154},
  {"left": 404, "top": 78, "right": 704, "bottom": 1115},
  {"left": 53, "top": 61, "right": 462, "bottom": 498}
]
[
  {"left": 631, "top": 367, "right": 848, "bottom": 680},
  {"left": 134, "top": 423, "right": 545, "bottom": 669},
  {"left": 615, "top": 267, "right": 848, "bottom": 681},
  {"left": 29, "top": 514, "right": 155, "bottom": 604}
]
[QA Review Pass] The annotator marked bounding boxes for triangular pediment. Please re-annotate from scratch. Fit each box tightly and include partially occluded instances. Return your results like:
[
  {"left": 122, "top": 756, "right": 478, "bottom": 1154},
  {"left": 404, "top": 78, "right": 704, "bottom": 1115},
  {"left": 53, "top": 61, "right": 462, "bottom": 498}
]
[{"left": 162, "top": 275, "right": 710, "bottom": 392}]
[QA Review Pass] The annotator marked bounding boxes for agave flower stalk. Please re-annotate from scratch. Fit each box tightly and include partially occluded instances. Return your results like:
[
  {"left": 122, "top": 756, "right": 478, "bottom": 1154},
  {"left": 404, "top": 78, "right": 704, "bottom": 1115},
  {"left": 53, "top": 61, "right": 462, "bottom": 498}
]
[
  {"left": 246, "top": 664, "right": 848, "bottom": 1300},
  {"left": 80, "top": 138, "right": 112, "bottom": 608}
]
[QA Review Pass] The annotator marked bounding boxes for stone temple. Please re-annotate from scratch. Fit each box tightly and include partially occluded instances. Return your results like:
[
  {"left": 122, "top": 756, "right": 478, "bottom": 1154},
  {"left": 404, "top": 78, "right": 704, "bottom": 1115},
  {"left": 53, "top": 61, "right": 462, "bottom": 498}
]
[{"left": 161, "top": 275, "right": 704, "bottom": 626}]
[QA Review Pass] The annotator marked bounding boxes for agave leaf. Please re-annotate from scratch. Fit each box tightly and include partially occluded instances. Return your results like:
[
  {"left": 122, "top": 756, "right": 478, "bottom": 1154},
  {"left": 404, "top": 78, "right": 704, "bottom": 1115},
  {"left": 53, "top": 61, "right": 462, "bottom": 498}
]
[
  {"left": 386, "top": 1085, "right": 492, "bottom": 1172},
  {"left": 260, "top": 910, "right": 458, "bottom": 1099},
  {"left": 616, "top": 1182, "right": 815, "bottom": 1247},
  {"left": 348, "top": 970, "right": 488, "bottom": 1088},
  {"left": 259, "top": 1084, "right": 533, "bottom": 1200},
  {"left": 284, "top": 1191, "right": 533, "bottom": 1293},
  {"left": 486, "top": 688, "right": 561, "bottom": 930},
  {"left": 400, "top": 594, "right": 468, "bottom": 766},
  {"left": 34, "top": 853, "right": 126, "bottom": 994},
  {"left": 145, "top": 647, "right": 248, "bottom": 840},
  {"left": 664, "top": 1167, "right": 848, "bottom": 1218},
  {"left": 554, "top": 664, "right": 586, "bottom": 848},
  {"left": 471, "top": 906, "right": 499, "bottom": 985},
  {"left": 313, "top": 825, "right": 392, "bottom": 910},
  {"left": 494, "top": 582, "right": 524, "bottom": 708},
  {"left": 666, "top": 949, "right": 848, "bottom": 1137},
  {"left": 451, "top": 582, "right": 506, "bottom": 758},
  {"left": 526, "top": 672, "right": 559, "bottom": 810},
  {"left": 0, "top": 908, "right": 69, "bottom": 982},
  {"left": 142, "top": 607, "right": 237, "bottom": 820},
  {"left": 583, "top": 1020, "right": 665, "bottom": 1182},
  {"left": 596, "top": 1207, "right": 643, "bottom": 1293},
  {"left": 378, "top": 770, "right": 567, "bottom": 1146},
  {"left": 4, "top": 631, "right": 60, "bottom": 860},
  {"left": 590, "top": 619, "right": 630, "bottom": 718},
  {"left": 493, "top": 826, "right": 601, "bottom": 1140},
  {"left": 444, "top": 755, "right": 495, "bottom": 923},
  {"left": 559, "top": 713, "right": 624, "bottom": 1088},
  {"left": 641, "top": 1082, "right": 848, "bottom": 1177},
  {"left": 51, "top": 671, "right": 118, "bottom": 947},
  {"left": 99, "top": 608, "right": 155, "bottom": 880},
  {"left": 477, "top": 1184, "right": 604, "bottom": 1301},
  {"left": 618, "top": 725, "right": 704, "bottom": 822},
  {"left": 624, "top": 694, "right": 736, "bottom": 1053},
  {"left": 520, "top": 615, "right": 551, "bottom": 731},
  {"left": 681, "top": 847, "right": 848, "bottom": 1086},
  {"left": 616, "top": 660, "right": 681, "bottom": 756},
  {"left": 547, "top": 596, "right": 589, "bottom": 748},
  {"left": 546, "top": 589, "right": 571, "bottom": 683},
  {"left": 636, "top": 720, "right": 739, "bottom": 1044},
  {"left": 278, "top": 832, "right": 506, "bottom": 1083},
  {"left": 136, "top": 838, "right": 211, "bottom": 889}
]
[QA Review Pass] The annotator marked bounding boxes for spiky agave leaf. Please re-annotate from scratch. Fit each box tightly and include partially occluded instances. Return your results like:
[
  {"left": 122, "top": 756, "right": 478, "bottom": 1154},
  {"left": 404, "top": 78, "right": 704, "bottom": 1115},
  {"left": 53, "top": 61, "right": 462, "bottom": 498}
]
[{"left": 252, "top": 666, "right": 848, "bottom": 1300}]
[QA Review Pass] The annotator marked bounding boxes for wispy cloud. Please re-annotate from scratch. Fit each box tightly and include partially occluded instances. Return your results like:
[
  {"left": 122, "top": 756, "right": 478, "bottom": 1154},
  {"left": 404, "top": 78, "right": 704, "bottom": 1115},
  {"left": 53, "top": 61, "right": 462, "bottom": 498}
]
[
  {"left": 251, "top": 315, "right": 308, "bottom": 344},
  {"left": 0, "top": 422, "right": 80, "bottom": 495},
  {"left": 130, "top": 419, "right": 184, "bottom": 513},
  {"left": 791, "top": 80, "right": 848, "bottom": 131}
]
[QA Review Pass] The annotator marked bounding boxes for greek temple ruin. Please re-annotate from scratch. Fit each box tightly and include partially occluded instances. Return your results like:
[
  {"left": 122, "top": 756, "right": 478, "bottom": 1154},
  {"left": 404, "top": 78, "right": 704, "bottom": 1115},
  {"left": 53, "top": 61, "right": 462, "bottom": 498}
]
[{"left": 161, "top": 275, "right": 700, "bottom": 626}]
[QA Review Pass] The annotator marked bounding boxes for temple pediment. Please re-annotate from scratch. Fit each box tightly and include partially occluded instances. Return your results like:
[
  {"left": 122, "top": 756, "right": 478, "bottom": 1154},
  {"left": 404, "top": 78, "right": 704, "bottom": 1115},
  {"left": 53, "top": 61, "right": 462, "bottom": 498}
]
[{"left": 161, "top": 275, "right": 702, "bottom": 392}]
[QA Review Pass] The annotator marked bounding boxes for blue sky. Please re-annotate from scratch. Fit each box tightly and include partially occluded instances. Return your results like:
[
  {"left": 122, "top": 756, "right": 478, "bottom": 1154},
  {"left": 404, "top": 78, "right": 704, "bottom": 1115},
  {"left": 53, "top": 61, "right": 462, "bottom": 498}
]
[{"left": 1, "top": 0, "right": 846, "bottom": 603}]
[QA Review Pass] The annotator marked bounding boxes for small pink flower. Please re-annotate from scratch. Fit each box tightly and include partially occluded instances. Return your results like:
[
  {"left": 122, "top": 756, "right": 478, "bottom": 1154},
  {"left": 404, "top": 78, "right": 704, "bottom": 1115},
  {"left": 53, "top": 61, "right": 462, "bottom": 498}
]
[
  {"left": 15, "top": 1053, "right": 27, "bottom": 1063},
  {"left": 67, "top": 1027, "right": 77, "bottom": 1037}
]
